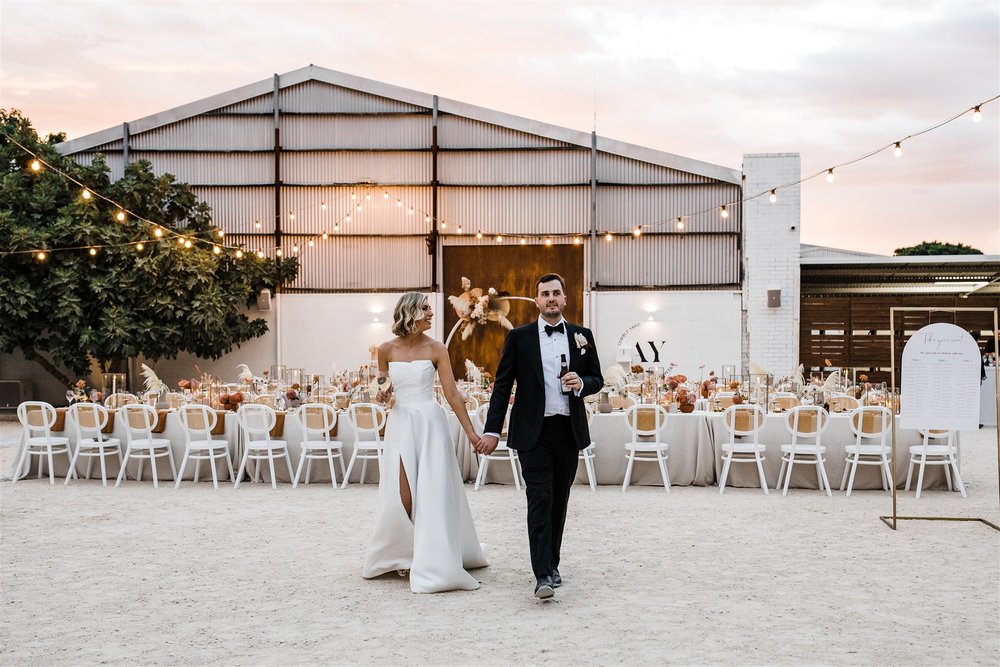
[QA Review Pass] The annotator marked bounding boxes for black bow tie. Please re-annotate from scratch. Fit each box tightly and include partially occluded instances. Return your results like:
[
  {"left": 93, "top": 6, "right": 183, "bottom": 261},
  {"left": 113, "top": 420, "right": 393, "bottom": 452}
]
[{"left": 544, "top": 322, "right": 565, "bottom": 337}]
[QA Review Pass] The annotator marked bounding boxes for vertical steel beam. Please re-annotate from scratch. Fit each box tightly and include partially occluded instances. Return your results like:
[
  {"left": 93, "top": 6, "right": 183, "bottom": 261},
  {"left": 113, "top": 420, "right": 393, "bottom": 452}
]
[
  {"left": 430, "top": 95, "right": 440, "bottom": 292},
  {"left": 273, "top": 73, "right": 282, "bottom": 270},
  {"left": 589, "top": 131, "right": 597, "bottom": 289}
]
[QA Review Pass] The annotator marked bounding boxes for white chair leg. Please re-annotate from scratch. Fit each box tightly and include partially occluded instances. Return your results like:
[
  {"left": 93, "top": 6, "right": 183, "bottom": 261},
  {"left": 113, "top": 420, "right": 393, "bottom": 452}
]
[
  {"left": 342, "top": 449, "right": 358, "bottom": 489},
  {"left": 193, "top": 458, "right": 201, "bottom": 484},
  {"left": 718, "top": 455, "right": 732, "bottom": 494},
  {"left": 474, "top": 456, "right": 488, "bottom": 491},
  {"left": 267, "top": 452, "right": 278, "bottom": 489},
  {"left": 755, "top": 453, "right": 769, "bottom": 495},
  {"left": 283, "top": 450, "right": 294, "bottom": 485},
  {"left": 508, "top": 452, "right": 521, "bottom": 491},
  {"left": 360, "top": 456, "right": 369, "bottom": 485},
  {"left": 845, "top": 458, "right": 859, "bottom": 497},
  {"left": 783, "top": 454, "right": 795, "bottom": 496},
  {"left": 840, "top": 457, "right": 851, "bottom": 491},
  {"left": 11, "top": 440, "right": 30, "bottom": 484},
  {"left": 209, "top": 450, "right": 220, "bottom": 489},
  {"left": 98, "top": 450, "right": 109, "bottom": 487},
  {"left": 65, "top": 446, "right": 83, "bottom": 486},
  {"left": 225, "top": 449, "right": 235, "bottom": 484},
  {"left": 949, "top": 456, "right": 967, "bottom": 497},
  {"left": 585, "top": 453, "right": 597, "bottom": 491},
  {"left": 293, "top": 450, "right": 306, "bottom": 488},
  {"left": 943, "top": 462, "right": 953, "bottom": 492},
  {"left": 905, "top": 458, "right": 915, "bottom": 491},
  {"left": 306, "top": 458, "right": 313, "bottom": 485},
  {"left": 116, "top": 447, "right": 132, "bottom": 487},
  {"left": 175, "top": 450, "right": 190, "bottom": 489},
  {"left": 166, "top": 445, "right": 178, "bottom": 480},
  {"left": 622, "top": 452, "right": 635, "bottom": 492},
  {"left": 915, "top": 458, "right": 927, "bottom": 499},
  {"left": 85, "top": 454, "right": 94, "bottom": 480},
  {"left": 46, "top": 446, "right": 56, "bottom": 485},
  {"left": 150, "top": 450, "right": 160, "bottom": 489},
  {"left": 775, "top": 459, "right": 787, "bottom": 491},
  {"left": 234, "top": 449, "right": 249, "bottom": 490},
  {"left": 136, "top": 456, "right": 144, "bottom": 482},
  {"left": 882, "top": 459, "right": 892, "bottom": 492},
  {"left": 657, "top": 450, "right": 670, "bottom": 493},
  {"left": 327, "top": 450, "right": 337, "bottom": 488},
  {"left": 818, "top": 460, "right": 832, "bottom": 497},
  {"left": 37, "top": 450, "right": 44, "bottom": 479}
]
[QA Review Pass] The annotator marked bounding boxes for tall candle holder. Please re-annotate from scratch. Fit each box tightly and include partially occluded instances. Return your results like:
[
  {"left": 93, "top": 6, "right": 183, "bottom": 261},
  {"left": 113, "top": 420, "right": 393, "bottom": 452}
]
[{"left": 102, "top": 372, "right": 127, "bottom": 398}]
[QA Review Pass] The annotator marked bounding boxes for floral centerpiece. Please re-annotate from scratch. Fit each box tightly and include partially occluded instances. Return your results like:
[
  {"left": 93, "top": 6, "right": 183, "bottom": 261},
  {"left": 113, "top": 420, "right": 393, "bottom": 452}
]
[
  {"left": 445, "top": 277, "right": 536, "bottom": 347},
  {"left": 219, "top": 391, "right": 245, "bottom": 411},
  {"left": 67, "top": 378, "right": 103, "bottom": 404}
]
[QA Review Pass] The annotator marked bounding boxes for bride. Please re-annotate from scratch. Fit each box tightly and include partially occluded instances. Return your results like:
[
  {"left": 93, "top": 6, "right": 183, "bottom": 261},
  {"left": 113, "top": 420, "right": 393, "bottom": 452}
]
[{"left": 362, "top": 292, "right": 489, "bottom": 592}]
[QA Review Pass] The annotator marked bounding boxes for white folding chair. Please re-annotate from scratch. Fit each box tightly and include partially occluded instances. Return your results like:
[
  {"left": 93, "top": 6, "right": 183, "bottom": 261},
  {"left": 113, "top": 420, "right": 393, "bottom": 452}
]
[
  {"left": 776, "top": 405, "right": 832, "bottom": 496},
  {"left": 906, "top": 428, "right": 966, "bottom": 498},
  {"left": 13, "top": 401, "right": 74, "bottom": 485},
  {"left": 176, "top": 404, "right": 234, "bottom": 489},
  {"left": 473, "top": 404, "right": 522, "bottom": 491},
  {"left": 622, "top": 404, "right": 670, "bottom": 493},
  {"left": 718, "top": 404, "right": 768, "bottom": 494},
  {"left": 66, "top": 402, "right": 122, "bottom": 486},
  {"left": 580, "top": 409, "right": 597, "bottom": 491},
  {"left": 234, "top": 404, "right": 293, "bottom": 489},
  {"left": 116, "top": 404, "right": 177, "bottom": 488},
  {"left": 341, "top": 403, "right": 387, "bottom": 488},
  {"left": 293, "top": 403, "right": 346, "bottom": 488},
  {"left": 840, "top": 406, "right": 893, "bottom": 496}
]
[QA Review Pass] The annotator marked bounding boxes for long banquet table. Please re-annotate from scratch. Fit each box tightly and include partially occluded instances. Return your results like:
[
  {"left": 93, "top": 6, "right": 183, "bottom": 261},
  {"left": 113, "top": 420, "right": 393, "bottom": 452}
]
[{"left": 8, "top": 406, "right": 957, "bottom": 491}]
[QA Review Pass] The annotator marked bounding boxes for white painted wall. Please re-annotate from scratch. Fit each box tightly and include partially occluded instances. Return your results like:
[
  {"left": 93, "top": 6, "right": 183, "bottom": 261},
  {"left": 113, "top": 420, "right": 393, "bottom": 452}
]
[{"left": 589, "top": 291, "right": 743, "bottom": 376}]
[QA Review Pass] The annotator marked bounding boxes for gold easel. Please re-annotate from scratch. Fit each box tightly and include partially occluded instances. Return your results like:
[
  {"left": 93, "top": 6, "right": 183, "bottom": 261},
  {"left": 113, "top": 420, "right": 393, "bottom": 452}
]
[{"left": 879, "top": 307, "right": 999, "bottom": 531}]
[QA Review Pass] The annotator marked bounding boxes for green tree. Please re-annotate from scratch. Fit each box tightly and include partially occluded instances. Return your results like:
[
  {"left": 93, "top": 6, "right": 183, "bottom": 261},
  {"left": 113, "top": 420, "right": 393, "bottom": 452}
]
[
  {"left": 893, "top": 241, "right": 983, "bottom": 256},
  {"left": 0, "top": 109, "right": 297, "bottom": 386}
]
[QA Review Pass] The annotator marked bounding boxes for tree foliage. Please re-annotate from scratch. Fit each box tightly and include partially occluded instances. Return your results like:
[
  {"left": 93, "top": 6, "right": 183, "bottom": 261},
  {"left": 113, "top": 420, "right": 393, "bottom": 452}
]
[
  {"left": 893, "top": 240, "right": 983, "bottom": 256},
  {"left": 0, "top": 109, "right": 298, "bottom": 385}
]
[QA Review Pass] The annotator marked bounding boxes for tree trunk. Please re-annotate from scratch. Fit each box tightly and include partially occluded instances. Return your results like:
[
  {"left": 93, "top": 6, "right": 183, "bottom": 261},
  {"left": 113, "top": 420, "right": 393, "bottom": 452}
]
[{"left": 31, "top": 353, "right": 72, "bottom": 387}]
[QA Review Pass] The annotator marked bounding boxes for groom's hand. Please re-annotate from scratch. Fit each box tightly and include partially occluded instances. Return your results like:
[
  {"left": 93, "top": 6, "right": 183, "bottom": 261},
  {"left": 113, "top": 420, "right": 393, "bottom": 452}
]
[{"left": 478, "top": 434, "right": 499, "bottom": 455}]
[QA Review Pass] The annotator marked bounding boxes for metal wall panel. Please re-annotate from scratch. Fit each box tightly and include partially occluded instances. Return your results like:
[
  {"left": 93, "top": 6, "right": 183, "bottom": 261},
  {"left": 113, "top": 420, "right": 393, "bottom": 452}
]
[
  {"left": 438, "top": 115, "right": 573, "bottom": 149},
  {"left": 438, "top": 150, "right": 589, "bottom": 185},
  {"left": 71, "top": 152, "right": 125, "bottom": 181},
  {"left": 130, "top": 152, "right": 273, "bottom": 185},
  {"left": 281, "top": 114, "right": 431, "bottom": 150},
  {"left": 596, "top": 153, "right": 718, "bottom": 185},
  {"left": 280, "top": 81, "right": 428, "bottom": 114},
  {"left": 596, "top": 185, "right": 741, "bottom": 234},
  {"left": 281, "top": 151, "right": 431, "bottom": 185},
  {"left": 286, "top": 236, "right": 430, "bottom": 290},
  {"left": 279, "top": 186, "right": 432, "bottom": 235},
  {"left": 212, "top": 93, "right": 273, "bottom": 114},
  {"left": 131, "top": 116, "right": 272, "bottom": 151},
  {"left": 438, "top": 186, "right": 589, "bottom": 235},
  {"left": 593, "top": 234, "right": 740, "bottom": 286},
  {"left": 191, "top": 186, "right": 273, "bottom": 233}
]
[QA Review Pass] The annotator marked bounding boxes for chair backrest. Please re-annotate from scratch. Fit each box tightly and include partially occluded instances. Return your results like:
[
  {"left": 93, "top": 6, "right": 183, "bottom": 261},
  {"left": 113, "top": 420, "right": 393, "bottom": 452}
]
[
  {"left": 624, "top": 404, "right": 668, "bottom": 439},
  {"left": 918, "top": 427, "right": 956, "bottom": 451},
  {"left": 331, "top": 392, "right": 350, "bottom": 410},
  {"left": 252, "top": 395, "right": 276, "bottom": 408},
  {"left": 463, "top": 394, "right": 480, "bottom": 412},
  {"left": 713, "top": 392, "right": 736, "bottom": 410},
  {"left": 104, "top": 392, "right": 138, "bottom": 409},
  {"left": 475, "top": 403, "right": 511, "bottom": 437},
  {"left": 346, "top": 403, "right": 387, "bottom": 443},
  {"left": 784, "top": 405, "right": 830, "bottom": 442},
  {"left": 721, "top": 404, "right": 765, "bottom": 440},
  {"left": 610, "top": 395, "right": 635, "bottom": 410},
  {"left": 68, "top": 402, "right": 111, "bottom": 442},
  {"left": 119, "top": 403, "right": 159, "bottom": 442},
  {"left": 17, "top": 401, "right": 58, "bottom": 438},
  {"left": 827, "top": 395, "right": 860, "bottom": 413},
  {"left": 297, "top": 403, "right": 338, "bottom": 438},
  {"left": 236, "top": 403, "right": 277, "bottom": 441},
  {"left": 768, "top": 393, "right": 799, "bottom": 411},
  {"left": 165, "top": 392, "right": 186, "bottom": 409},
  {"left": 849, "top": 406, "right": 892, "bottom": 444},
  {"left": 178, "top": 404, "right": 218, "bottom": 443},
  {"left": 306, "top": 395, "right": 335, "bottom": 405}
]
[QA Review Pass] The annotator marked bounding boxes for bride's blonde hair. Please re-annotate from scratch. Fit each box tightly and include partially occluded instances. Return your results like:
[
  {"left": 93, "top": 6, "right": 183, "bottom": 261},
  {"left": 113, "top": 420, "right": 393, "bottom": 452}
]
[{"left": 392, "top": 292, "right": 428, "bottom": 337}]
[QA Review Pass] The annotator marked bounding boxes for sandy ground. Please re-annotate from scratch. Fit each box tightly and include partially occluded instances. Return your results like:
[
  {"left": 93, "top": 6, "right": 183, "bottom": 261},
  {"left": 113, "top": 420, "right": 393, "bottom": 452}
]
[{"left": 1, "top": 420, "right": 998, "bottom": 666}]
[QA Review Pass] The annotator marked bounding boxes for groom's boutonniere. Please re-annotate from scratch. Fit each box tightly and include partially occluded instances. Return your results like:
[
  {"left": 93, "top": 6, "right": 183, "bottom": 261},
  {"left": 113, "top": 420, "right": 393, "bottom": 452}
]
[{"left": 574, "top": 332, "right": 588, "bottom": 355}]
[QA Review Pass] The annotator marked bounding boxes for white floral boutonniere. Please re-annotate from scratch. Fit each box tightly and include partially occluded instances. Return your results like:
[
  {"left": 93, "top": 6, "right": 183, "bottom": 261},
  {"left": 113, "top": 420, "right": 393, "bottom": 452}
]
[{"left": 574, "top": 332, "right": 588, "bottom": 355}]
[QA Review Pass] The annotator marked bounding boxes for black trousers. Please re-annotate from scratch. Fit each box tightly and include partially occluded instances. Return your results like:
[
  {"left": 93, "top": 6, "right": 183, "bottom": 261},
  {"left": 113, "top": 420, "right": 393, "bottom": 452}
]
[{"left": 516, "top": 415, "right": 579, "bottom": 580}]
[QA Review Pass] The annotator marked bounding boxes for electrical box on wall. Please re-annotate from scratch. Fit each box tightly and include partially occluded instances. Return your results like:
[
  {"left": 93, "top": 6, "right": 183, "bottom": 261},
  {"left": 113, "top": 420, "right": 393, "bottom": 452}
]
[{"left": 0, "top": 380, "right": 32, "bottom": 410}]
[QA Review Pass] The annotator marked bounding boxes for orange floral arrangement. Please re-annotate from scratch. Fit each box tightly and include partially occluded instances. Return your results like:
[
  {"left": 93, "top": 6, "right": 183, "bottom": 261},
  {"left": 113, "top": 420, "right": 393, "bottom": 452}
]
[{"left": 219, "top": 392, "right": 245, "bottom": 411}]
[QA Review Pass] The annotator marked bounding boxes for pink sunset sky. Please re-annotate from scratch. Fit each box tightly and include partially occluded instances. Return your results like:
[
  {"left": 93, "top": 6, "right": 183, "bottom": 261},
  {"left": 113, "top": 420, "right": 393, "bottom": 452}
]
[{"left": 2, "top": 0, "right": 998, "bottom": 255}]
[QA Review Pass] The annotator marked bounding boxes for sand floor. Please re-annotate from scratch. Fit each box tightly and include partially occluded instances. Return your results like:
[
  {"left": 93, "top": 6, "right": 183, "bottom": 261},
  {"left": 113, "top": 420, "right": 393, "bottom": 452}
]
[{"left": 1, "top": 421, "right": 997, "bottom": 666}]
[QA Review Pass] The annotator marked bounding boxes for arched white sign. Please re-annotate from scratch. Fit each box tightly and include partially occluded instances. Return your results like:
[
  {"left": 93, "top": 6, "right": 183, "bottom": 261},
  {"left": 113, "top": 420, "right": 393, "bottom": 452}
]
[{"left": 900, "top": 322, "right": 981, "bottom": 430}]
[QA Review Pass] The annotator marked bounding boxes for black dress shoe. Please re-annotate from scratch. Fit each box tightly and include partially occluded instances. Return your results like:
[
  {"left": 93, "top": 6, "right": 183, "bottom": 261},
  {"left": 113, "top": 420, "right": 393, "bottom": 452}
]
[
  {"left": 551, "top": 569, "right": 562, "bottom": 588},
  {"left": 534, "top": 576, "right": 555, "bottom": 599}
]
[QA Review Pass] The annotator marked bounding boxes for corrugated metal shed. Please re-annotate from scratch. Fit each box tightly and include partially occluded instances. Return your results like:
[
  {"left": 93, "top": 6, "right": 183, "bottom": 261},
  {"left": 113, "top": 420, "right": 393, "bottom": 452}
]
[{"left": 57, "top": 64, "right": 744, "bottom": 292}]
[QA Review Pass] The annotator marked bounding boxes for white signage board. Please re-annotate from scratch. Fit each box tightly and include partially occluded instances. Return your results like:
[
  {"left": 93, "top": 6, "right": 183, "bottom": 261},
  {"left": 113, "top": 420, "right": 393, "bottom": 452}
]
[{"left": 900, "top": 323, "right": 981, "bottom": 430}]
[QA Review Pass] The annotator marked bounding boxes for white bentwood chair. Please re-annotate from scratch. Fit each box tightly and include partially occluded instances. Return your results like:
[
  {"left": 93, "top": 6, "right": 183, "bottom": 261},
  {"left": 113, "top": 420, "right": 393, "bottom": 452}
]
[
  {"left": 342, "top": 403, "right": 387, "bottom": 488},
  {"left": 622, "top": 404, "right": 671, "bottom": 493},
  {"left": 13, "top": 401, "right": 74, "bottom": 485},
  {"left": 718, "top": 404, "right": 768, "bottom": 494},
  {"left": 234, "top": 403, "right": 294, "bottom": 489},
  {"left": 775, "top": 405, "right": 832, "bottom": 496},
  {"left": 293, "top": 403, "right": 346, "bottom": 488},
  {"left": 906, "top": 428, "right": 966, "bottom": 498},
  {"left": 580, "top": 408, "right": 598, "bottom": 491},
  {"left": 66, "top": 402, "right": 122, "bottom": 486},
  {"left": 116, "top": 404, "right": 177, "bottom": 488},
  {"left": 473, "top": 403, "right": 522, "bottom": 491},
  {"left": 840, "top": 406, "right": 893, "bottom": 496},
  {"left": 176, "top": 404, "right": 235, "bottom": 489}
]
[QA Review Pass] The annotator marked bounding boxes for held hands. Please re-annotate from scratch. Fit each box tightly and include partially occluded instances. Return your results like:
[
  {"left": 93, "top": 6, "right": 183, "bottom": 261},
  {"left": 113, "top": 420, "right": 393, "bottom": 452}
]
[{"left": 476, "top": 434, "right": 500, "bottom": 455}]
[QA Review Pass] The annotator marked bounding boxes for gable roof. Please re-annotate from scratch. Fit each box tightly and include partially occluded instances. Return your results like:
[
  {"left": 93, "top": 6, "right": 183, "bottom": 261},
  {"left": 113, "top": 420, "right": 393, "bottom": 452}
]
[{"left": 56, "top": 64, "right": 742, "bottom": 185}]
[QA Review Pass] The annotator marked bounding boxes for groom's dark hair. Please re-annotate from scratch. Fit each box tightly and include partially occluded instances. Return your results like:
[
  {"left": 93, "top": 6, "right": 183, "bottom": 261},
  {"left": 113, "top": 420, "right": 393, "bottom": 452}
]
[{"left": 536, "top": 273, "right": 566, "bottom": 294}]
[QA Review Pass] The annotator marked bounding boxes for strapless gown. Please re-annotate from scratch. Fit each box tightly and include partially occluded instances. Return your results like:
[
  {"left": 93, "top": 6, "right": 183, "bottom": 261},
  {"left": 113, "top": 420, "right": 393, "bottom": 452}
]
[{"left": 362, "top": 360, "right": 488, "bottom": 592}]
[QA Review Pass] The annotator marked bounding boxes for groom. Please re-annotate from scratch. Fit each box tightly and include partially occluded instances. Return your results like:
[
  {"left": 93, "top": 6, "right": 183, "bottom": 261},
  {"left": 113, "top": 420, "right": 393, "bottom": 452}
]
[{"left": 479, "top": 273, "right": 603, "bottom": 599}]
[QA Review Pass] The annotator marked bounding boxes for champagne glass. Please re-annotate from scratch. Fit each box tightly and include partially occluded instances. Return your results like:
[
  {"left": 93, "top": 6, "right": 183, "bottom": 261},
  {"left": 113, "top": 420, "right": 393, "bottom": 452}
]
[{"left": 65, "top": 389, "right": 75, "bottom": 405}]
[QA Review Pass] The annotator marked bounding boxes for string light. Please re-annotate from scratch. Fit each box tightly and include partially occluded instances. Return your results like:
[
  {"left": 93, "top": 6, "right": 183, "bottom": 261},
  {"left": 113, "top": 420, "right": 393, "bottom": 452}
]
[
  {"left": 345, "top": 214, "right": 351, "bottom": 222},
  {"left": 396, "top": 200, "right": 403, "bottom": 207},
  {"left": 408, "top": 207, "right": 414, "bottom": 215},
  {"left": 136, "top": 242, "right": 144, "bottom": 251},
  {"left": 153, "top": 227, "right": 164, "bottom": 238},
  {"left": 289, "top": 212, "right": 295, "bottom": 220},
  {"left": 356, "top": 205, "right": 362, "bottom": 212},
  {"left": 632, "top": 226, "right": 642, "bottom": 237},
  {"left": 115, "top": 211, "right": 126, "bottom": 222},
  {"left": 321, "top": 232, "right": 329, "bottom": 240},
  {"left": 307, "top": 239, "right": 314, "bottom": 247},
  {"left": 605, "top": 232, "right": 613, "bottom": 242},
  {"left": 573, "top": 236, "right": 582, "bottom": 245},
  {"left": 216, "top": 229, "right": 225, "bottom": 238},
  {"left": 826, "top": 168, "right": 835, "bottom": 182},
  {"left": 365, "top": 193, "right": 372, "bottom": 201},
  {"left": 495, "top": 234, "right": 502, "bottom": 243},
  {"left": 894, "top": 142, "right": 903, "bottom": 158},
  {"left": 676, "top": 218, "right": 685, "bottom": 231},
  {"left": 235, "top": 249, "right": 243, "bottom": 258},
  {"left": 257, "top": 250, "right": 265, "bottom": 259},
  {"left": 183, "top": 239, "right": 192, "bottom": 249},
  {"left": 36, "top": 251, "right": 46, "bottom": 261},
  {"left": 254, "top": 220, "right": 262, "bottom": 229},
  {"left": 769, "top": 190, "right": 777, "bottom": 203},
  {"left": 351, "top": 193, "right": 357, "bottom": 201},
  {"left": 88, "top": 247, "right": 97, "bottom": 256},
  {"left": 275, "top": 248, "right": 283, "bottom": 257},
  {"left": 292, "top": 244, "right": 299, "bottom": 253},
  {"left": 334, "top": 223, "right": 340, "bottom": 232},
  {"left": 320, "top": 202, "right": 327, "bottom": 211},
  {"left": 177, "top": 237, "right": 186, "bottom": 246},
  {"left": 519, "top": 237, "right": 526, "bottom": 245},
  {"left": 973, "top": 105, "right": 982, "bottom": 122},
  {"left": 476, "top": 230, "right": 483, "bottom": 239},
  {"left": 81, "top": 189, "right": 92, "bottom": 200},
  {"left": 30, "top": 159, "right": 41, "bottom": 172},
  {"left": 720, "top": 205, "right": 729, "bottom": 219},
  {"left": 213, "top": 245, "right": 222, "bottom": 255},
  {"left": 425, "top": 215, "right": 431, "bottom": 223},
  {"left": 545, "top": 237, "right": 553, "bottom": 246},
  {"left": 383, "top": 192, "right": 390, "bottom": 199},
  {"left": 456, "top": 224, "right": 463, "bottom": 234}
]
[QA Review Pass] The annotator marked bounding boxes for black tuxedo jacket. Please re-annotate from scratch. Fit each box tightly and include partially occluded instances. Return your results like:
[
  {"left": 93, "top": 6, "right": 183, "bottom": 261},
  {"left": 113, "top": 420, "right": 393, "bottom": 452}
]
[{"left": 485, "top": 321, "right": 603, "bottom": 452}]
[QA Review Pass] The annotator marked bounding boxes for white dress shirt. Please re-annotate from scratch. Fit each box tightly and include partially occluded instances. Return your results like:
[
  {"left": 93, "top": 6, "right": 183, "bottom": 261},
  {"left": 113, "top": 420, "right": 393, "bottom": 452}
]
[{"left": 538, "top": 317, "right": 571, "bottom": 417}]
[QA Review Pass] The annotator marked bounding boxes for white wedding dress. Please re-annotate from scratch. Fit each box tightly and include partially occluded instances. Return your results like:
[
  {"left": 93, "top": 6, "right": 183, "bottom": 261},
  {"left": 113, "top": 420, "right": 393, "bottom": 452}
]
[{"left": 362, "top": 360, "right": 488, "bottom": 593}]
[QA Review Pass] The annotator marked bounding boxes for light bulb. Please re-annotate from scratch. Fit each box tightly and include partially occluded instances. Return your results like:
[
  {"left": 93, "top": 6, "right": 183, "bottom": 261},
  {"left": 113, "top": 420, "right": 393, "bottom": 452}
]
[
  {"left": 519, "top": 237, "right": 526, "bottom": 245},
  {"left": 115, "top": 211, "right": 126, "bottom": 222},
  {"left": 894, "top": 142, "right": 902, "bottom": 158},
  {"left": 36, "top": 251, "right": 47, "bottom": 261},
  {"left": 213, "top": 245, "right": 222, "bottom": 255},
  {"left": 217, "top": 229, "right": 225, "bottom": 238},
  {"left": 440, "top": 221, "right": 447, "bottom": 229},
  {"left": 235, "top": 249, "right": 243, "bottom": 258},
  {"left": 632, "top": 227, "right": 641, "bottom": 237},
  {"left": 476, "top": 230, "right": 483, "bottom": 239},
  {"left": 356, "top": 205, "right": 362, "bottom": 212},
  {"left": 321, "top": 232, "right": 329, "bottom": 240},
  {"left": 334, "top": 223, "right": 340, "bottom": 232},
  {"left": 676, "top": 218, "right": 685, "bottom": 231},
  {"left": 289, "top": 212, "right": 295, "bottom": 220},
  {"left": 769, "top": 190, "right": 777, "bottom": 203},
  {"left": 276, "top": 248, "right": 283, "bottom": 257},
  {"left": 184, "top": 239, "right": 192, "bottom": 249},
  {"left": 720, "top": 206, "right": 729, "bottom": 219},
  {"left": 457, "top": 225, "right": 463, "bottom": 234},
  {"left": 396, "top": 200, "right": 402, "bottom": 207},
  {"left": 292, "top": 244, "right": 299, "bottom": 253},
  {"left": 257, "top": 250, "right": 265, "bottom": 259},
  {"left": 648, "top": 314, "right": 654, "bottom": 321},
  {"left": 973, "top": 105, "right": 982, "bottom": 122},
  {"left": 255, "top": 220, "right": 262, "bottom": 229},
  {"left": 826, "top": 169, "right": 834, "bottom": 183},
  {"left": 573, "top": 236, "right": 581, "bottom": 245},
  {"left": 383, "top": 192, "right": 390, "bottom": 199},
  {"left": 605, "top": 232, "right": 613, "bottom": 242},
  {"left": 81, "top": 189, "right": 92, "bottom": 200},
  {"left": 545, "top": 237, "right": 553, "bottom": 246},
  {"left": 351, "top": 193, "right": 357, "bottom": 201},
  {"left": 365, "top": 194, "right": 372, "bottom": 201},
  {"left": 408, "top": 207, "right": 414, "bottom": 215},
  {"left": 308, "top": 239, "right": 314, "bottom": 247},
  {"left": 425, "top": 215, "right": 431, "bottom": 223},
  {"left": 136, "top": 242, "right": 144, "bottom": 251},
  {"left": 30, "top": 159, "right": 42, "bottom": 172},
  {"left": 321, "top": 202, "right": 327, "bottom": 211},
  {"left": 178, "top": 237, "right": 186, "bottom": 246},
  {"left": 345, "top": 215, "right": 352, "bottom": 222},
  {"left": 373, "top": 315, "right": 380, "bottom": 322},
  {"left": 153, "top": 227, "right": 163, "bottom": 238},
  {"left": 89, "top": 248, "right": 97, "bottom": 256},
  {"left": 495, "top": 234, "right": 502, "bottom": 243}
]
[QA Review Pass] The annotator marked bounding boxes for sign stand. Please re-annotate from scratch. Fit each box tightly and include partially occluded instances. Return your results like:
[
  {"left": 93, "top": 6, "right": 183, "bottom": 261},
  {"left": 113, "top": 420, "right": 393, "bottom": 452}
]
[{"left": 880, "top": 307, "right": 999, "bottom": 532}]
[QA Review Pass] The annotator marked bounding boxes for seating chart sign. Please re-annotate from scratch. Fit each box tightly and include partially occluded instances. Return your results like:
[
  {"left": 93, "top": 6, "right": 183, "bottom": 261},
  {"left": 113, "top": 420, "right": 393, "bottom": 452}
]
[{"left": 901, "top": 323, "right": 981, "bottom": 430}]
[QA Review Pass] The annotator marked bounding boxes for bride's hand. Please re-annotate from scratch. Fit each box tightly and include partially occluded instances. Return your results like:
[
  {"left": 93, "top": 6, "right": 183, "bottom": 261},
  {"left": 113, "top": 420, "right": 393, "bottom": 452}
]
[{"left": 467, "top": 432, "right": 482, "bottom": 451}]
